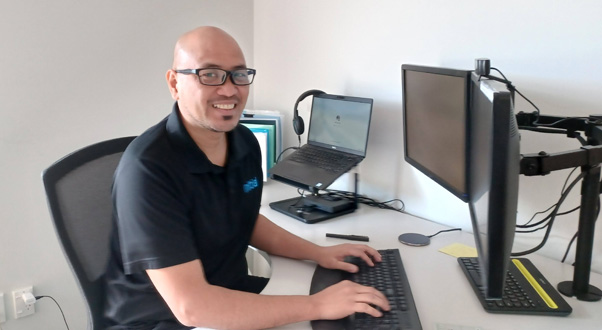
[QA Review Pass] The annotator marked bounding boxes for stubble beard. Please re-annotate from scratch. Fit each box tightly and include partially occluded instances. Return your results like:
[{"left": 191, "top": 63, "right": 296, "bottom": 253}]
[{"left": 202, "top": 115, "right": 237, "bottom": 133}]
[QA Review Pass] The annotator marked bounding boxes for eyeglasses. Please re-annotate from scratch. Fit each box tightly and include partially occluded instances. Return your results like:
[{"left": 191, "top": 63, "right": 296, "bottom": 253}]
[{"left": 174, "top": 68, "right": 256, "bottom": 86}]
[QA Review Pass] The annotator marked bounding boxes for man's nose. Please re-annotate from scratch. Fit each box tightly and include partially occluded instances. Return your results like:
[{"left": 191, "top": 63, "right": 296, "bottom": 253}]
[{"left": 217, "top": 77, "right": 238, "bottom": 97}]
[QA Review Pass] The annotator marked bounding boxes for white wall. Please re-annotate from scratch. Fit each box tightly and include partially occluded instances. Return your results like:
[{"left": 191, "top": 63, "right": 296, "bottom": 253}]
[
  {"left": 253, "top": 0, "right": 602, "bottom": 274},
  {"left": 0, "top": 1, "right": 253, "bottom": 329}
]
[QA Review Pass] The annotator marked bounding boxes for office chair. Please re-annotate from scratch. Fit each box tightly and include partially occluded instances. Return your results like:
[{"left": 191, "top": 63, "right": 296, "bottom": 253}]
[{"left": 42, "top": 136, "right": 135, "bottom": 330}]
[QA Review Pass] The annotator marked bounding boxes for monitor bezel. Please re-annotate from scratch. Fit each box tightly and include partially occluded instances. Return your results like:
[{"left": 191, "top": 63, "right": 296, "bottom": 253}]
[{"left": 402, "top": 64, "right": 473, "bottom": 202}]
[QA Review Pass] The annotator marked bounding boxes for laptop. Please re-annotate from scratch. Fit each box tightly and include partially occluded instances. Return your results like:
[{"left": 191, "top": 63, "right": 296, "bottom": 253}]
[{"left": 269, "top": 93, "right": 373, "bottom": 191}]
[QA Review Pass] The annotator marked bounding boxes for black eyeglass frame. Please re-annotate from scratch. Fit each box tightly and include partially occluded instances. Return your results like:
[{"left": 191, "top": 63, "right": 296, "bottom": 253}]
[{"left": 173, "top": 68, "right": 256, "bottom": 86}]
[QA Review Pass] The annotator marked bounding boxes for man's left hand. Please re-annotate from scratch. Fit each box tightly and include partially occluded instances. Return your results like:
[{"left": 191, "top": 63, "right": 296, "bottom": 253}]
[{"left": 315, "top": 244, "right": 382, "bottom": 273}]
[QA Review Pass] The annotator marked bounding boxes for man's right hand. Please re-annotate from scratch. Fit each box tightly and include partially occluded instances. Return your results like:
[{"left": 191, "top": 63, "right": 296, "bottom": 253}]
[{"left": 309, "top": 280, "right": 390, "bottom": 320}]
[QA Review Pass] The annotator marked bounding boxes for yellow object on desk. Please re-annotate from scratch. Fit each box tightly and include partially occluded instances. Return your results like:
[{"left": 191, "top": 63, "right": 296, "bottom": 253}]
[{"left": 439, "top": 243, "right": 478, "bottom": 258}]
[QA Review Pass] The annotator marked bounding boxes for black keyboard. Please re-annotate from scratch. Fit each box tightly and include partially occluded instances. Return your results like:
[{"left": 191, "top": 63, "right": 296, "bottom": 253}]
[
  {"left": 458, "top": 257, "right": 572, "bottom": 316},
  {"left": 289, "top": 146, "right": 357, "bottom": 173},
  {"left": 310, "top": 249, "right": 422, "bottom": 330}
]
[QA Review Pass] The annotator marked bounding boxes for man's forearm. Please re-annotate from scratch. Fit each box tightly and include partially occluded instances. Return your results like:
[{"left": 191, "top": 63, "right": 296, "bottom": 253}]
[
  {"left": 148, "top": 259, "right": 321, "bottom": 330},
  {"left": 185, "top": 286, "right": 318, "bottom": 329},
  {"left": 250, "top": 214, "right": 323, "bottom": 262}
]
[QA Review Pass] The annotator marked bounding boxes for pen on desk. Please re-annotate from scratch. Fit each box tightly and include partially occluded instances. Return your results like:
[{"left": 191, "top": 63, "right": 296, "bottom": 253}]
[{"left": 326, "top": 233, "right": 370, "bottom": 242}]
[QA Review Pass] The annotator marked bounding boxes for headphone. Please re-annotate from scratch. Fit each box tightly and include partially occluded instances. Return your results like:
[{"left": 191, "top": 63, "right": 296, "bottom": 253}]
[{"left": 293, "top": 89, "right": 325, "bottom": 137}]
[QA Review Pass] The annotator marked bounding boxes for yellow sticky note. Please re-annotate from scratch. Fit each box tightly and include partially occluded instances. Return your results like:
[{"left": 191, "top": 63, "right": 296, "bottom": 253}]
[{"left": 439, "top": 243, "right": 478, "bottom": 258}]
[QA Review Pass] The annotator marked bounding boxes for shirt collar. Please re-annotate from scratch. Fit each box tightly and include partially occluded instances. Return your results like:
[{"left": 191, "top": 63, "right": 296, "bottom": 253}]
[{"left": 165, "top": 102, "right": 249, "bottom": 173}]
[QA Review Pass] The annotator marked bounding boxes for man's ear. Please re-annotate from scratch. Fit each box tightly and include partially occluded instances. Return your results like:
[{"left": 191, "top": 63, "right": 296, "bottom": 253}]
[{"left": 166, "top": 69, "right": 179, "bottom": 100}]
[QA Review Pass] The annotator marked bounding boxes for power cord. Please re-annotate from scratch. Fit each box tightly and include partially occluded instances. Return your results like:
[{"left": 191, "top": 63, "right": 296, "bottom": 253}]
[
  {"left": 34, "top": 295, "right": 70, "bottom": 330},
  {"left": 303, "top": 190, "right": 464, "bottom": 242},
  {"left": 295, "top": 189, "right": 406, "bottom": 213},
  {"left": 512, "top": 171, "right": 586, "bottom": 256},
  {"left": 562, "top": 232, "right": 579, "bottom": 263},
  {"left": 323, "top": 189, "right": 406, "bottom": 213},
  {"left": 516, "top": 167, "right": 580, "bottom": 230},
  {"left": 561, "top": 198, "right": 600, "bottom": 263},
  {"left": 275, "top": 146, "right": 299, "bottom": 164},
  {"left": 427, "top": 228, "right": 462, "bottom": 238},
  {"left": 489, "top": 67, "right": 542, "bottom": 122},
  {"left": 514, "top": 164, "right": 601, "bottom": 261},
  {"left": 489, "top": 67, "right": 599, "bottom": 133}
]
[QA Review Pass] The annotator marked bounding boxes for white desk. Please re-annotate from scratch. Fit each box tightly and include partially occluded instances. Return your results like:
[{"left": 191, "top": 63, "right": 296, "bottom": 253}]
[{"left": 260, "top": 182, "right": 602, "bottom": 330}]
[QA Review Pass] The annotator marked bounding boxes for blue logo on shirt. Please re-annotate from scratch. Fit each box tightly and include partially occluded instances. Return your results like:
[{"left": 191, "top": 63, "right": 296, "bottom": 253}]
[{"left": 243, "top": 177, "right": 259, "bottom": 193}]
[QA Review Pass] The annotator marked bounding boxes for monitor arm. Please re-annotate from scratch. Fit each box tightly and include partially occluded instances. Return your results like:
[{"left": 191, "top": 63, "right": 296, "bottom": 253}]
[
  {"left": 517, "top": 111, "right": 602, "bottom": 142},
  {"left": 520, "top": 146, "right": 602, "bottom": 176},
  {"left": 518, "top": 114, "right": 602, "bottom": 301}
]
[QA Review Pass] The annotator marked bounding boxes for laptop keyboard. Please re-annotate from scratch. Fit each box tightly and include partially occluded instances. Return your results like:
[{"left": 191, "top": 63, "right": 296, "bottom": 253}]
[{"left": 289, "top": 146, "right": 356, "bottom": 173}]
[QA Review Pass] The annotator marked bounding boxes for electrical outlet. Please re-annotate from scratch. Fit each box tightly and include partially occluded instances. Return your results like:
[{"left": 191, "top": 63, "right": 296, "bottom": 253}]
[
  {"left": 12, "top": 286, "right": 35, "bottom": 319},
  {"left": 0, "top": 292, "right": 6, "bottom": 323}
]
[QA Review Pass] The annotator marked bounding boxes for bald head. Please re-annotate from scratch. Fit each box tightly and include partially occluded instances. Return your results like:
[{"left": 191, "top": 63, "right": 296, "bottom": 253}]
[
  {"left": 165, "top": 26, "right": 250, "bottom": 137},
  {"left": 172, "top": 26, "right": 246, "bottom": 70}
]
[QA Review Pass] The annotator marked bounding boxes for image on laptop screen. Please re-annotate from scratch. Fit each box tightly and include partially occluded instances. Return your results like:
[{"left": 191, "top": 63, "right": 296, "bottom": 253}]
[{"left": 308, "top": 95, "right": 373, "bottom": 156}]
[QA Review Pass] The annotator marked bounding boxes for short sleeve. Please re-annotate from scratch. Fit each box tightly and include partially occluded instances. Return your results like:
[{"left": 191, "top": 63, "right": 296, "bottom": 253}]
[{"left": 113, "top": 154, "right": 198, "bottom": 274}]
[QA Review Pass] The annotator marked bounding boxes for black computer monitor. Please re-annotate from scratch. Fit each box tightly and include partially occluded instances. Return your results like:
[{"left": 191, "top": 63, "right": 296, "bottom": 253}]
[
  {"left": 402, "top": 64, "right": 472, "bottom": 202},
  {"left": 468, "top": 72, "right": 520, "bottom": 299},
  {"left": 402, "top": 64, "right": 520, "bottom": 299}
]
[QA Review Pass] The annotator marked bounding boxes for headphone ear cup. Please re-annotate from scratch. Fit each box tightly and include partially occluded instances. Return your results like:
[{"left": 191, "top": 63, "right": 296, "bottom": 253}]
[
  {"left": 293, "top": 116, "right": 305, "bottom": 136},
  {"left": 293, "top": 89, "right": 325, "bottom": 137}
]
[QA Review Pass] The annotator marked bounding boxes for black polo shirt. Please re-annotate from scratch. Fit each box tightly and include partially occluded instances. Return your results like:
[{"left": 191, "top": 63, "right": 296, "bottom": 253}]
[{"left": 103, "top": 103, "right": 263, "bottom": 330}]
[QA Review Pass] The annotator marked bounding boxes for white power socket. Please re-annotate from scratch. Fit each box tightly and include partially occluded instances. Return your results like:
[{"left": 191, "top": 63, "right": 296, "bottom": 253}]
[
  {"left": 12, "top": 286, "right": 35, "bottom": 319},
  {"left": 0, "top": 292, "right": 6, "bottom": 323}
]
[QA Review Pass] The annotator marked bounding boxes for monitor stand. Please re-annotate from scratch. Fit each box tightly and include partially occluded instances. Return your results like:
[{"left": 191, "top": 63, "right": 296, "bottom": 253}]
[{"left": 269, "top": 173, "right": 359, "bottom": 224}]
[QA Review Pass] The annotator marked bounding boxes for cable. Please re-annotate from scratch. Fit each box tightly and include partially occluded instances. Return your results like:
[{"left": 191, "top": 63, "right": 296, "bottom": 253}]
[
  {"left": 427, "top": 228, "right": 461, "bottom": 238},
  {"left": 517, "top": 203, "right": 556, "bottom": 228},
  {"left": 561, "top": 167, "right": 580, "bottom": 192},
  {"left": 35, "top": 295, "right": 70, "bottom": 330},
  {"left": 574, "top": 132, "right": 588, "bottom": 146},
  {"left": 512, "top": 171, "right": 586, "bottom": 256},
  {"left": 490, "top": 67, "right": 508, "bottom": 80},
  {"left": 300, "top": 189, "right": 406, "bottom": 213},
  {"left": 556, "top": 205, "right": 581, "bottom": 216},
  {"left": 517, "top": 126, "right": 567, "bottom": 134},
  {"left": 328, "top": 189, "right": 406, "bottom": 213},
  {"left": 535, "top": 116, "right": 593, "bottom": 128},
  {"left": 275, "top": 146, "right": 299, "bottom": 163},
  {"left": 490, "top": 67, "right": 602, "bottom": 135},
  {"left": 562, "top": 232, "right": 579, "bottom": 263},
  {"left": 490, "top": 67, "right": 542, "bottom": 121},
  {"left": 516, "top": 167, "right": 580, "bottom": 229},
  {"left": 515, "top": 88, "right": 542, "bottom": 120},
  {"left": 561, "top": 197, "right": 600, "bottom": 263},
  {"left": 515, "top": 197, "right": 579, "bottom": 232}
]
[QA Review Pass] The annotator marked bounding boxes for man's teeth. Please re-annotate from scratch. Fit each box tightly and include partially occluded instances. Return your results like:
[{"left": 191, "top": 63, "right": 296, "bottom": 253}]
[{"left": 213, "top": 104, "right": 235, "bottom": 110}]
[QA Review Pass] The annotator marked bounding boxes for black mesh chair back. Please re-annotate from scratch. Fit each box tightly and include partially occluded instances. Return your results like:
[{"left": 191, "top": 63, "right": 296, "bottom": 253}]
[{"left": 42, "top": 137, "right": 135, "bottom": 330}]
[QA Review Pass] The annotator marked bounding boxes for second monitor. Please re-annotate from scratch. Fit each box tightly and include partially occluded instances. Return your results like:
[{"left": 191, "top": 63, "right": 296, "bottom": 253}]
[
  {"left": 402, "top": 63, "right": 518, "bottom": 299},
  {"left": 402, "top": 63, "right": 573, "bottom": 315}
]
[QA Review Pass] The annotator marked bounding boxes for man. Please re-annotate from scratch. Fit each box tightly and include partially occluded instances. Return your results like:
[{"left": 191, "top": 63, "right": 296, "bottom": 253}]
[{"left": 103, "top": 26, "right": 389, "bottom": 330}]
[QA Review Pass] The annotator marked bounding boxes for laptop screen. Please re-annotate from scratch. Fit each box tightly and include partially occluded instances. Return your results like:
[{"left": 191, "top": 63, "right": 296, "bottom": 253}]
[{"left": 307, "top": 94, "right": 373, "bottom": 157}]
